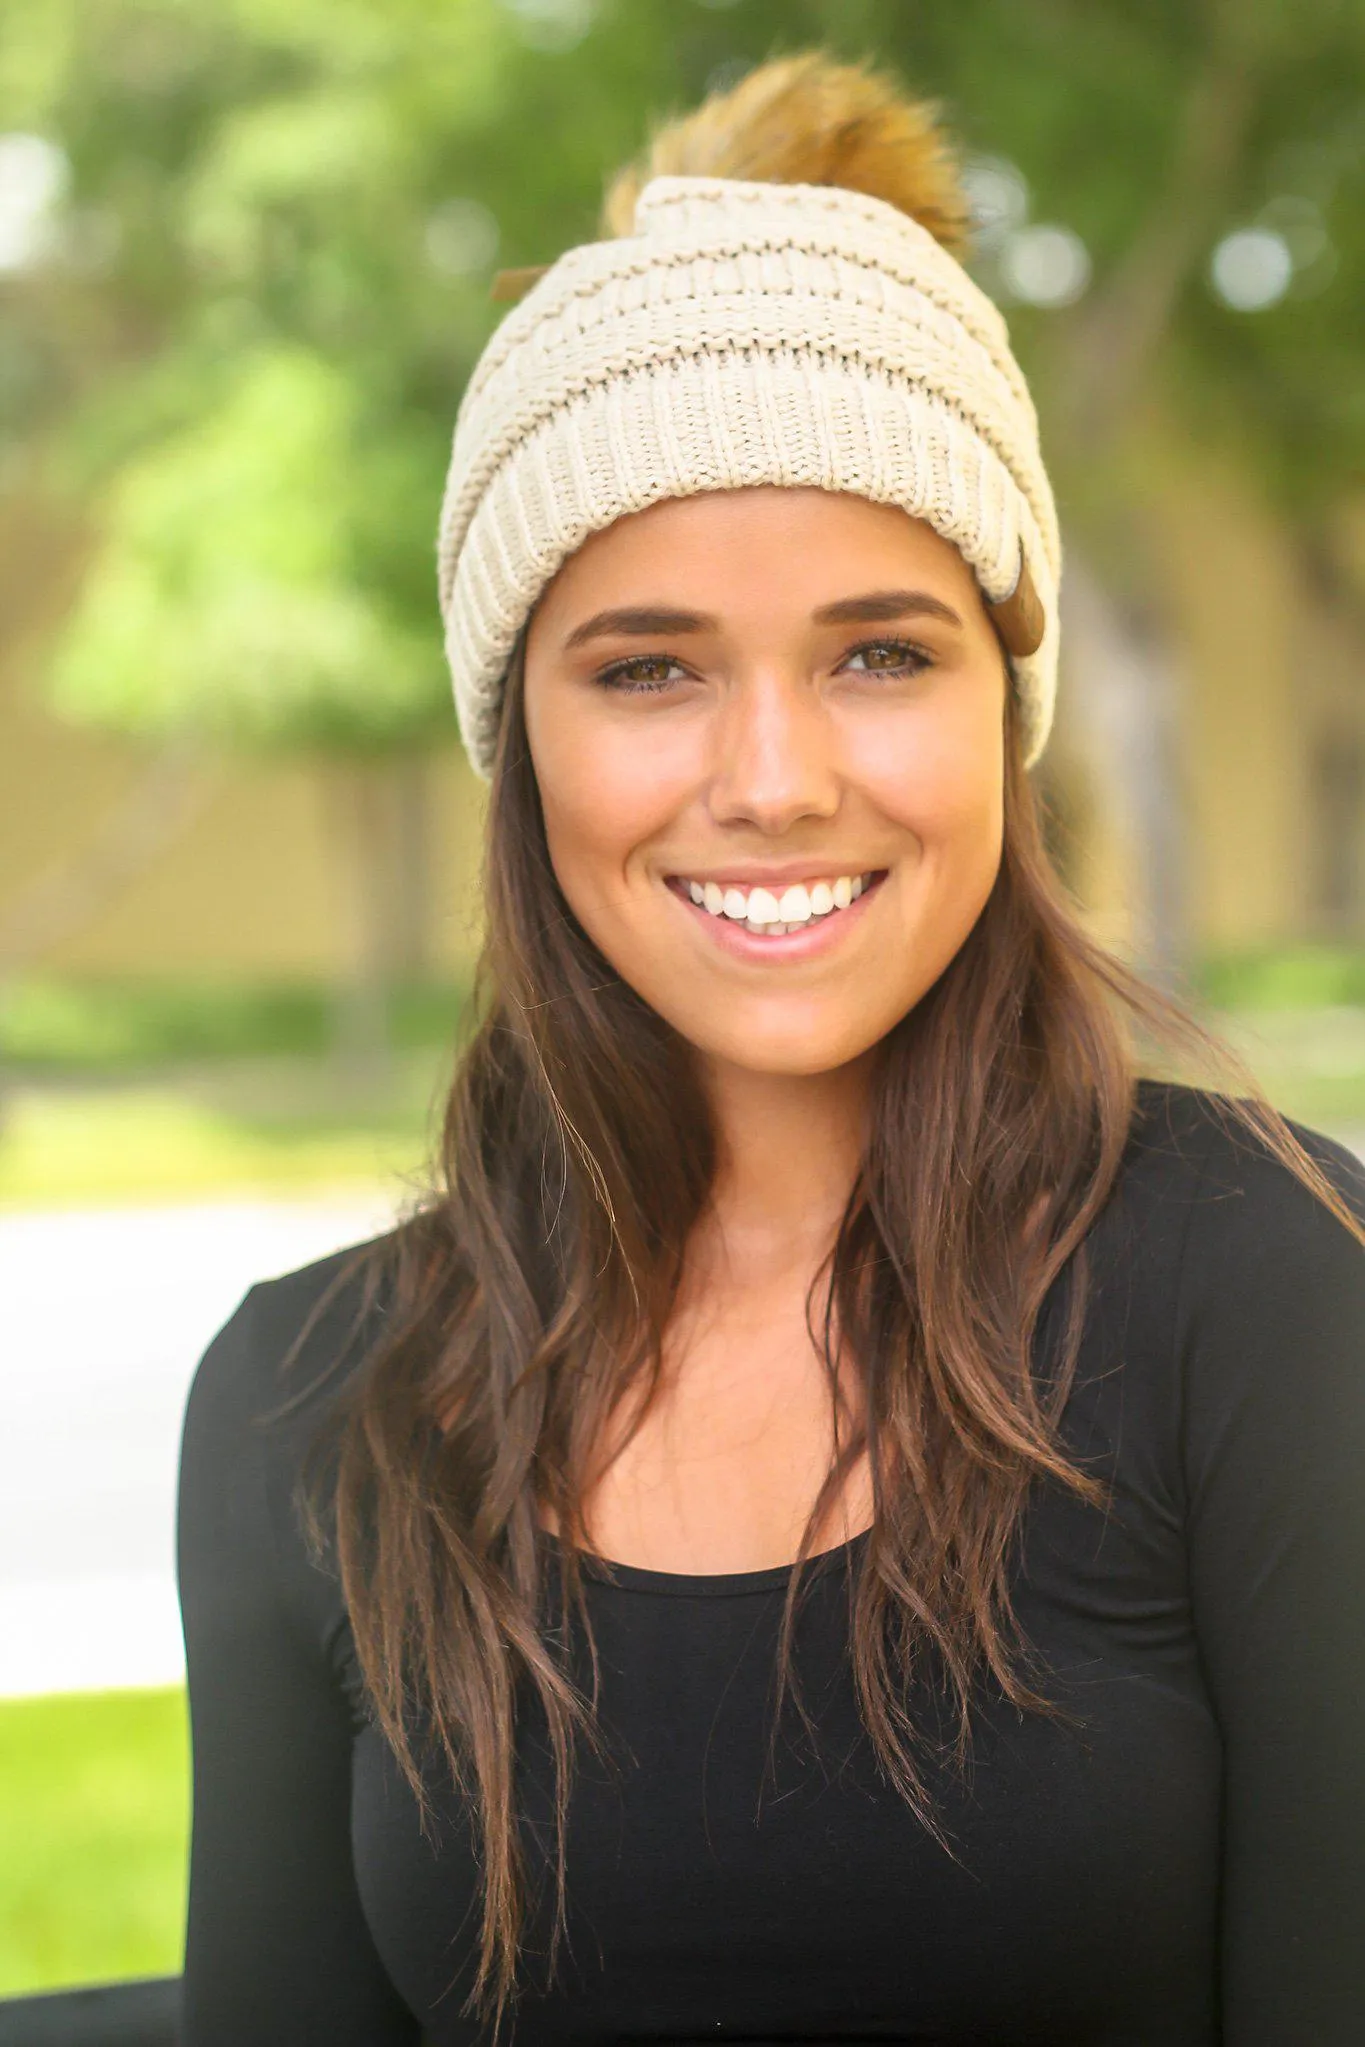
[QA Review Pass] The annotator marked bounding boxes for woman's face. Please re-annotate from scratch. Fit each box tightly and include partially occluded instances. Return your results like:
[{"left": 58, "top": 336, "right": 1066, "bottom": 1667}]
[{"left": 522, "top": 487, "right": 1008, "bottom": 1079}]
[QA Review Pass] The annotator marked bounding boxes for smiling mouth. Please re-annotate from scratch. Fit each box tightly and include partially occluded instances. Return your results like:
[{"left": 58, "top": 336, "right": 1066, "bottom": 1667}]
[{"left": 665, "top": 869, "right": 888, "bottom": 937}]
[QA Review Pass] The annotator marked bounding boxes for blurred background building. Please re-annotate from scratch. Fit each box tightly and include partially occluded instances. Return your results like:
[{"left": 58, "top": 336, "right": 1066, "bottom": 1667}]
[{"left": 0, "top": 0, "right": 1361, "bottom": 2007}]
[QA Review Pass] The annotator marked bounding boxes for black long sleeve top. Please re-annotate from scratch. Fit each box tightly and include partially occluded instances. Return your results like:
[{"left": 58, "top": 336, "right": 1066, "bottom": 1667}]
[{"left": 176, "top": 1082, "right": 1365, "bottom": 2044}]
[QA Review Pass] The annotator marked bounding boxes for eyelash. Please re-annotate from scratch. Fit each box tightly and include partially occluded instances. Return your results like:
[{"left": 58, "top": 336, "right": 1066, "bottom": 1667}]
[{"left": 594, "top": 640, "right": 933, "bottom": 695}]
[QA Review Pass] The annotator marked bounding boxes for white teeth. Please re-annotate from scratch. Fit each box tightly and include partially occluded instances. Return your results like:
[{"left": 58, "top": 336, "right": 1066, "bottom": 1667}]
[{"left": 682, "top": 871, "right": 877, "bottom": 933}]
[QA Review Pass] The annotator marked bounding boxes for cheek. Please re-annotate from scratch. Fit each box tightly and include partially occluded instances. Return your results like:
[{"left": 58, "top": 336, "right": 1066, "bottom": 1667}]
[
  {"left": 849, "top": 689, "right": 1005, "bottom": 871},
  {"left": 531, "top": 716, "right": 685, "bottom": 920}
]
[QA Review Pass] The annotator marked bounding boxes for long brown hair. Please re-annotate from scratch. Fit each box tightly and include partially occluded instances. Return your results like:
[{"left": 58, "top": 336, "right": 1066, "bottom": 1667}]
[{"left": 292, "top": 629, "right": 1363, "bottom": 2022}]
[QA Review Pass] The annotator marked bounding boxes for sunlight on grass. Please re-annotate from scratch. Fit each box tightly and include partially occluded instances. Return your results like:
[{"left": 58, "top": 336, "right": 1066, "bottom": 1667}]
[
  {"left": 0, "top": 1062, "right": 442, "bottom": 1209},
  {"left": 0, "top": 1688, "right": 188, "bottom": 1998}
]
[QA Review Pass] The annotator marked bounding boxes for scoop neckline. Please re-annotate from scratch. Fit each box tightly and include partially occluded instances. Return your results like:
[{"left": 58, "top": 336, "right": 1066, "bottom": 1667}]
[{"left": 539, "top": 1525, "right": 872, "bottom": 1599}]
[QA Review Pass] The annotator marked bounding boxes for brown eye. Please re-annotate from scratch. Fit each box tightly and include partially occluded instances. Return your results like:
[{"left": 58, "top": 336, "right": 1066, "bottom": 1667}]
[
  {"left": 596, "top": 654, "right": 687, "bottom": 695},
  {"left": 842, "top": 640, "right": 931, "bottom": 678}
]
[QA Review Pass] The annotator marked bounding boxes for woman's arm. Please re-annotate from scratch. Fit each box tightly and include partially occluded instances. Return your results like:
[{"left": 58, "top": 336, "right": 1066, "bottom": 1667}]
[
  {"left": 177, "top": 1284, "right": 421, "bottom": 2045},
  {"left": 1179, "top": 1122, "right": 1365, "bottom": 2044}
]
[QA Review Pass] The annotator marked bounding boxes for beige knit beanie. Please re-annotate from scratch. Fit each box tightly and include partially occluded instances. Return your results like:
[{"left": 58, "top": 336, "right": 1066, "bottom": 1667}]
[{"left": 436, "top": 52, "right": 1060, "bottom": 781}]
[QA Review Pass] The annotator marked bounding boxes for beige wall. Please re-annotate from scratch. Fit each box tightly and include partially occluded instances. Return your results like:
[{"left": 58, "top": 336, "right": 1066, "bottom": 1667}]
[{"left": 0, "top": 665, "right": 489, "bottom": 981}]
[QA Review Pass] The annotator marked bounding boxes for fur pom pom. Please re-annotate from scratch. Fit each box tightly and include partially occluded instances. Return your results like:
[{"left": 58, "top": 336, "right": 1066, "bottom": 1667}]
[{"left": 601, "top": 48, "right": 972, "bottom": 255}]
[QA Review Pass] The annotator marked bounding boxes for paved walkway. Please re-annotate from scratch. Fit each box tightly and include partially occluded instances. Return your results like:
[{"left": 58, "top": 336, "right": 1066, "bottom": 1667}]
[{"left": 0, "top": 1192, "right": 399, "bottom": 1697}]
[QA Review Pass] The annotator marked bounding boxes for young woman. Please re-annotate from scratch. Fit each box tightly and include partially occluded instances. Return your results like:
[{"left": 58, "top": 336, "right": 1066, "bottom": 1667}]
[{"left": 176, "top": 51, "right": 1365, "bottom": 2046}]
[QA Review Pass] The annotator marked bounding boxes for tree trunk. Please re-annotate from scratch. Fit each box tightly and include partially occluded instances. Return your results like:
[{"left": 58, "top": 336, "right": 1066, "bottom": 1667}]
[
  {"left": 1059, "top": 553, "right": 1189, "bottom": 986},
  {"left": 1038, "top": 3, "right": 1286, "bottom": 980}
]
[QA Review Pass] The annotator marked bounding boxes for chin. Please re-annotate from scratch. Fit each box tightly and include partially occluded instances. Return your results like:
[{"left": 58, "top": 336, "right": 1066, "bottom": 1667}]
[{"left": 685, "top": 1017, "right": 891, "bottom": 1080}]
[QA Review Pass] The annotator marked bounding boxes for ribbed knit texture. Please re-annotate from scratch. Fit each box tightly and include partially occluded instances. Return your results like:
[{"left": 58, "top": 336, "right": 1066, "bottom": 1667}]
[{"left": 437, "top": 175, "right": 1061, "bottom": 778}]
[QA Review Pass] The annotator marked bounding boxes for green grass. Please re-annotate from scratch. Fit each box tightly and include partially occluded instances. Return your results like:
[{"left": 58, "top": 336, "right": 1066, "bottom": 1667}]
[
  {"left": 0, "top": 975, "right": 468, "bottom": 1206},
  {"left": 0, "top": 1689, "right": 188, "bottom": 1998},
  {"left": 1200, "top": 945, "right": 1365, "bottom": 1013},
  {"left": 0, "top": 975, "right": 467, "bottom": 1076},
  {"left": 0, "top": 1048, "right": 452, "bottom": 1208}
]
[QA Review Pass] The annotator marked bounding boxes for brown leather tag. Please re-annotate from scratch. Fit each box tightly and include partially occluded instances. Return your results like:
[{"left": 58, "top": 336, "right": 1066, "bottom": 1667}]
[{"left": 986, "top": 547, "right": 1045, "bottom": 658}]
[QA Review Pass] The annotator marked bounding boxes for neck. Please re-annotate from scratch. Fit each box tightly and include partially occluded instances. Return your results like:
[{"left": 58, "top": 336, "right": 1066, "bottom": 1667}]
[{"left": 690, "top": 1049, "right": 876, "bottom": 1289}]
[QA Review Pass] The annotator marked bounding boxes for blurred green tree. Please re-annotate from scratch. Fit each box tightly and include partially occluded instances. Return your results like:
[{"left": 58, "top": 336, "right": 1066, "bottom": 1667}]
[
  {"left": 49, "top": 347, "right": 443, "bottom": 752},
  {"left": 0, "top": 0, "right": 1361, "bottom": 1002}
]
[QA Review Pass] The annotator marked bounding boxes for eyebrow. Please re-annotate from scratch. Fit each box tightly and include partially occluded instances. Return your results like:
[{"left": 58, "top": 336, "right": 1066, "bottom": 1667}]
[
  {"left": 560, "top": 589, "right": 964, "bottom": 651},
  {"left": 813, "top": 589, "right": 964, "bottom": 630},
  {"left": 562, "top": 605, "right": 713, "bottom": 650}
]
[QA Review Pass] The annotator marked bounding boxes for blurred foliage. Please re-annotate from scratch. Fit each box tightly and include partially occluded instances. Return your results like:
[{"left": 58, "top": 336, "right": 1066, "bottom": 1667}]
[
  {"left": 47, "top": 348, "right": 450, "bottom": 750},
  {"left": 0, "top": 1688, "right": 187, "bottom": 1997},
  {"left": 0, "top": 971, "right": 466, "bottom": 1070},
  {"left": 1, "top": 0, "right": 1363, "bottom": 758},
  {"left": 1200, "top": 943, "right": 1365, "bottom": 1011}
]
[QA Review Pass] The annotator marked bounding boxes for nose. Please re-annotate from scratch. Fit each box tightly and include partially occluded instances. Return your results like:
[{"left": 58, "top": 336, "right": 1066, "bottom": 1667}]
[{"left": 706, "top": 665, "right": 841, "bottom": 834}]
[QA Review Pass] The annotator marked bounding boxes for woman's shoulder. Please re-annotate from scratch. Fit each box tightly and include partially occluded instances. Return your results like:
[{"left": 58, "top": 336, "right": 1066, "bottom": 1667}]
[
  {"left": 181, "top": 1224, "right": 405, "bottom": 1461},
  {"left": 1071, "top": 1080, "right": 1363, "bottom": 1370},
  {"left": 1113, "top": 1077, "right": 1365, "bottom": 1352},
  {"left": 1122, "top": 1076, "right": 1364, "bottom": 1219},
  {"left": 177, "top": 1225, "right": 413, "bottom": 1648},
  {"left": 1114, "top": 1088, "right": 1365, "bottom": 1585}
]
